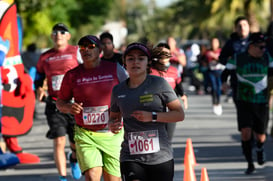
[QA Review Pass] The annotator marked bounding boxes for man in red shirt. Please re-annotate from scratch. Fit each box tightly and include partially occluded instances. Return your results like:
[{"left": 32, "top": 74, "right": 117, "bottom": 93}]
[{"left": 35, "top": 23, "right": 82, "bottom": 181}]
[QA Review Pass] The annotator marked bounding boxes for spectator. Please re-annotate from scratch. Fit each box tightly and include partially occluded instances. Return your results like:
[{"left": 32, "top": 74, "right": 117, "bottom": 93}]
[
  {"left": 21, "top": 43, "right": 40, "bottom": 88},
  {"left": 21, "top": 43, "right": 40, "bottom": 71}
]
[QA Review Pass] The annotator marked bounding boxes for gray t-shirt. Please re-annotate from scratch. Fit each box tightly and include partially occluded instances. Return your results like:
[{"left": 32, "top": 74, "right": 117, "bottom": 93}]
[{"left": 111, "top": 75, "right": 178, "bottom": 165}]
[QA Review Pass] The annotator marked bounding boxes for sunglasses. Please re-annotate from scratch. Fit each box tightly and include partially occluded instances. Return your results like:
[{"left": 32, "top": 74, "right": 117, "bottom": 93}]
[
  {"left": 79, "top": 43, "right": 97, "bottom": 50},
  {"left": 52, "top": 30, "right": 68, "bottom": 35}
]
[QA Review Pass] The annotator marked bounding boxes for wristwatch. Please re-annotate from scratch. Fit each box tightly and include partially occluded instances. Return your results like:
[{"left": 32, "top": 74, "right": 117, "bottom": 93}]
[{"left": 152, "top": 112, "right": 157, "bottom": 122}]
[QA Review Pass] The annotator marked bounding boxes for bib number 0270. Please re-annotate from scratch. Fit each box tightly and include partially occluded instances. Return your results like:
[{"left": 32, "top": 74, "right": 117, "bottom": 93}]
[{"left": 82, "top": 105, "right": 109, "bottom": 125}]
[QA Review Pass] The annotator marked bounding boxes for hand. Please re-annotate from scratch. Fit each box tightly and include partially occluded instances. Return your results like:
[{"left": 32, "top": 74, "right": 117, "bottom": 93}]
[
  {"left": 131, "top": 110, "right": 152, "bottom": 122},
  {"left": 181, "top": 95, "right": 188, "bottom": 110},
  {"left": 36, "top": 87, "right": 47, "bottom": 102},
  {"left": 109, "top": 118, "right": 122, "bottom": 134},
  {"left": 70, "top": 102, "right": 83, "bottom": 115},
  {"left": 222, "top": 82, "right": 230, "bottom": 93}
]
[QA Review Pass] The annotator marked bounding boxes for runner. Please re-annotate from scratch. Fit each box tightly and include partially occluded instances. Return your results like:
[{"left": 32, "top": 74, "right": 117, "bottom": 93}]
[
  {"left": 56, "top": 35, "right": 128, "bottom": 181},
  {"left": 220, "top": 16, "right": 250, "bottom": 103},
  {"left": 109, "top": 42, "right": 184, "bottom": 181},
  {"left": 99, "top": 31, "right": 123, "bottom": 66},
  {"left": 35, "top": 23, "right": 82, "bottom": 181},
  {"left": 150, "top": 42, "right": 188, "bottom": 141},
  {"left": 223, "top": 32, "right": 273, "bottom": 174},
  {"left": 205, "top": 37, "right": 224, "bottom": 115}
]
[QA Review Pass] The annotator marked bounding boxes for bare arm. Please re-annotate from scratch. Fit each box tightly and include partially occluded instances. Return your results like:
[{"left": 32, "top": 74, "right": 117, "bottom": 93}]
[
  {"left": 176, "top": 53, "right": 187, "bottom": 67},
  {"left": 109, "top": 111, "right": 123, "bottom": 134},
  {"left": 56, "top": 98, "right": 83, "bottom": 115},
  {"left": 131, "top": 99, "right": 184, "bottom": 123},
  {"left": 180, "top": 95, "right": 188, "bottom": 110}
]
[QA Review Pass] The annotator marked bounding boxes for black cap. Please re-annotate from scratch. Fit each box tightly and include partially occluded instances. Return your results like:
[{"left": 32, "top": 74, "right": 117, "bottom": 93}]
[
  {"left": 78, "top": 35, "right": 101, "bottom": 47},
  {"left": 52, "top": 23, "right": 69, "bottom": 32},
  {"left": 124, "top": 42, "right": 151, "bottom": 60},
  {"left": 248, "top": 32, "right": 265, "bottom": 44}
]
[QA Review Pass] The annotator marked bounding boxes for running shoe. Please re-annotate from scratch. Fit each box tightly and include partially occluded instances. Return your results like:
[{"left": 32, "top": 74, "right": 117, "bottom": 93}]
[
  {"left": 67, "top": 151, "right": 82, "bottom": 180},
  {"left": 213, "top": 104, "right": 222, "bottom": 116},
  {"left": 245, "top": 163, "right": 255, "bottom": 175},
  {"left": 59, "top": 176, "right": 67, "bottom": 181},
  {"left": 256, "top": 149, "right": 266, "bottom": 165}
]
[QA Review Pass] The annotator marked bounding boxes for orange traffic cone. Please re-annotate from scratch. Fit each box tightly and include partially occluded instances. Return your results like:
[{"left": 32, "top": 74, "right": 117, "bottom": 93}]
[
  {"left": 184, "top": 155, "right": 197, "bottom": 181},
  {"left": 184, "top": 138, "right": 198, "bottom": 166},
  {"left": 200, "top": 167, "right": 209, "bottom": 181}
]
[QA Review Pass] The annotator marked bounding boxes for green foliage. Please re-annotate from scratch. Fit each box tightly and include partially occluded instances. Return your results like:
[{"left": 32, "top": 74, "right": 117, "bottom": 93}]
[
  {"left": 15, "top": 0, "right": 112, "bottom": 49},
  {"left": 139, "top": 0, "right": 270, "bottom": 44},
  {"left": 13, "top": 0, "right": 272, "bottom": 50}
]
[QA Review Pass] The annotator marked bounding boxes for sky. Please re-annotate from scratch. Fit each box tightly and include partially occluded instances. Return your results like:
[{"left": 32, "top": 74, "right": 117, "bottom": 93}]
[
  {"left": 156, "top": 0, "right": 176, "bottom": 7},
  {"left": 143, "top": 0, "right": 176, "bottom": 7}
]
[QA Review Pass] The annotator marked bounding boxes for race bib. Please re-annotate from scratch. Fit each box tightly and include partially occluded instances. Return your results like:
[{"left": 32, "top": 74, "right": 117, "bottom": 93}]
[
  {"left": 128, "top": 130, "right": 160, "bottom": 155},
  {"left": 82, "top": 105, "right": 109, "bottom": 125},
  {"left": 51, "top": 74, "right": 64, "bottom": 91}
]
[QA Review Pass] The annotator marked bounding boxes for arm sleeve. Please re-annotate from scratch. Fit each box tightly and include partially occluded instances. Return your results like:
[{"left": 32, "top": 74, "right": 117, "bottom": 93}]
[
  {"left": 34, "top": 72, "right": 45, "bottom": 89},
  {"left": 174, "top": 81, "right": 185, "bottom": 96},
  {"left": 116, "top": 63, "right": 128, "bottom": 82},
  {"left": 110, "top": 86, "right": 120, "bottom": 113},
  {"left": 58, "top": 72, "right": 73, "bottom": 100},
  {"left": 34, "top": 56, "right": 46, "bottom": 89},
  {"left": 219, "top": 40, "right": 233, "bottom": 65},
  {"left": 77, "top": 47, "right": 83, "bottom": 64}
]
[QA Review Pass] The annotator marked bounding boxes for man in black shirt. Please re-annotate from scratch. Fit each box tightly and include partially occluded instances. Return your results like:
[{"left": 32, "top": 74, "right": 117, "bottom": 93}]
[{"left": 99, "top": 32, "right": 123, "bottom": 66}]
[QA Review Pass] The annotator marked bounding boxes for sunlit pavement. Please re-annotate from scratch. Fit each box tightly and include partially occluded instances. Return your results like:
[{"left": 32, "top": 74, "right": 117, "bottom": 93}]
[{"left": 0, "top": 81, "right": 273, "bottom": 181}]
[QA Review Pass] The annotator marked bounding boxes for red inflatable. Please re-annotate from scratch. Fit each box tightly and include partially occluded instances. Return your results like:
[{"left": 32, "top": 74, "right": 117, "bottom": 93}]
[{"left": 0, "top": 0, "right": 39, "bottom": 164}]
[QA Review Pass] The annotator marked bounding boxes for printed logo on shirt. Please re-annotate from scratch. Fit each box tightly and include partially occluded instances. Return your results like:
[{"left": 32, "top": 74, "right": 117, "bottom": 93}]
[
  {"left": 46, "top": 54, "right": 73, "bottom": 62},
  {"left": 139, "top": 94, "right": 153, "bottom": 103},
  {"left": 118, "top": 95, "right": 126, "bottom": 98},
  {"left": 76, "top": 74, "right": 114, "bottom": 85}
]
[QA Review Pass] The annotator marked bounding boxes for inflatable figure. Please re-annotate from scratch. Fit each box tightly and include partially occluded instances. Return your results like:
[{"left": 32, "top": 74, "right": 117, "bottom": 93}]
[
  {"left": 0, "top": 0, "right": 40, "bottom": 165},
  {"left": 0, "top": 36, "right": 20, "bottom": 168}
]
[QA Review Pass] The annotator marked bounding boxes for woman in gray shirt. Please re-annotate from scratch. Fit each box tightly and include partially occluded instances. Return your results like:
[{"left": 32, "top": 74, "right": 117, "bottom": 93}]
[{"left": 109, "top": 42, "right": 185, "bottom": 181}]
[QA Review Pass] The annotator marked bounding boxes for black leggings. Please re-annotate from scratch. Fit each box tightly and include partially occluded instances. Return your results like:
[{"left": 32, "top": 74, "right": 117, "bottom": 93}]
[{"left": 120, "top": 159, "right": 174, "bottom": 181}]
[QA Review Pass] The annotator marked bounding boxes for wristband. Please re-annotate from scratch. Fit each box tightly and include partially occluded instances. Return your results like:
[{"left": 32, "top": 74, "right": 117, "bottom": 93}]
[{"left": 152, "top": 112, "right": 157, "bottom": 122}]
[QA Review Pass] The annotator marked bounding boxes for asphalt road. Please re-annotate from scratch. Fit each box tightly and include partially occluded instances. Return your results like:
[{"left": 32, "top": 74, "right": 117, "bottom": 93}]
[{"left": 0, "top": 90, "right": 272, "bottom": 181}]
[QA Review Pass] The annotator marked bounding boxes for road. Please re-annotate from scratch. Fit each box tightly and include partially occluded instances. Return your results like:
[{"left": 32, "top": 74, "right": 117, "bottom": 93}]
[{"left": 0, "top": 92, "right": 272, "bottom": 181}]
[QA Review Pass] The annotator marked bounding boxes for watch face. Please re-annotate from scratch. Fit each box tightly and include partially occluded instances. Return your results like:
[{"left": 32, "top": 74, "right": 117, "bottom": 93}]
[{"left": 152, "top": 112, "right": 157, "bottom": 121}]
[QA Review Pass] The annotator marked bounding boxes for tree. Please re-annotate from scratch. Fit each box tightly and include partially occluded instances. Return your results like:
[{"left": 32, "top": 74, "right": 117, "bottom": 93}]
[
  {"left": 140, "top": 0, "right": 270, "bottom": 44},
  {"left": 15, "top": 0, "right": 112, "bottom": 49}
]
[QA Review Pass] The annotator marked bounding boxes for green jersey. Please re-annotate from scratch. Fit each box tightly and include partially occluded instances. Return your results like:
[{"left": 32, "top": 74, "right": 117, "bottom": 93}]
[{"left": 226, "top": 52, "right": 273, "bottom": 103}]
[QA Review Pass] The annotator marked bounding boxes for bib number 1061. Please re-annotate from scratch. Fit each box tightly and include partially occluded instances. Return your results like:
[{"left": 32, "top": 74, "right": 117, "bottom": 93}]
[{"left": 128, "top": 130, "right": 160, "bottom": 155}]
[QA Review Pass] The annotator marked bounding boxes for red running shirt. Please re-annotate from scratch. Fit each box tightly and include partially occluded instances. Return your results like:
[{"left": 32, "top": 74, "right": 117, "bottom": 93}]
[
  {"left": 36, "top": 45, "right": 79, "bottom": 97},
  {"left": 58, "top": 61, "right": 121, "bottom": 131},
  {"left": 150, "top": 66, "right": 181, "bottom": 89}
]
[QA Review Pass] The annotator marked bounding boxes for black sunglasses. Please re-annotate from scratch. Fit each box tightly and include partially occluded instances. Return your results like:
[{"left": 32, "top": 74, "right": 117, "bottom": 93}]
[{"left": 52, "top": 30, "right": 68, "bottom": 35}]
